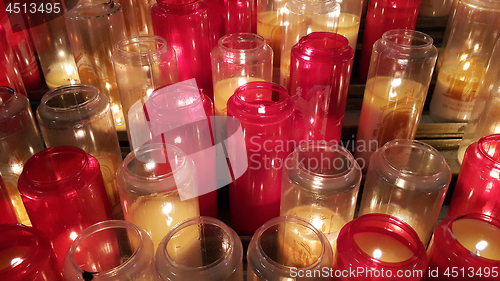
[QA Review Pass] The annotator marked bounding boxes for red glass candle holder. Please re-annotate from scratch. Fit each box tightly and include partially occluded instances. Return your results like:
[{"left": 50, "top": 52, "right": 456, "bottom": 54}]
[
  {"left": 0, "top": 175, "right": 17, "bottom": 224},
  {"left": 424, "top": 213, "right": 500, "bottom": 280},
  {"left": 18, "top": 146, "right": 112, "bottom": 268},
  {"left": 0, "top": 224, "right": 62, "bottom": 281},
  {"left": 289, "top": 32, "right": 354, "bottom": 143},
  {"left": 224, "top": 0, "right": 255, "bottom": 34},
  {"left": 447, "top": 134, "right": 500, "bottom": 220},
  {"left": 152, "top": 0, "right": 215, "bottom": 100},
  {"left": 334, "top": 214, "right": 428, "bottom": 281},
  {"left": 226, "top": 81, "right": 295, "bottom": 235},
  {"left": 0, "top": 25, "right": 26, "bottom": 96},
  {"left": 358, "top": 0, "right": 420, "bottom": 82}
]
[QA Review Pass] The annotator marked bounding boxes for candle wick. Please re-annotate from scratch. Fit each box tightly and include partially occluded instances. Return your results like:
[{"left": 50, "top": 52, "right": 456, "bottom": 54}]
[
  {"left": 474, "top": 250, "right": 480, "bottom": 257},
  {"left": 82, "top": 271, "right": 94, "bottom": 281}
]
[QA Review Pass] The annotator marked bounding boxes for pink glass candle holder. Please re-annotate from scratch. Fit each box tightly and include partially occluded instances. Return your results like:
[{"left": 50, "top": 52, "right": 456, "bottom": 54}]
[
  {"left": 0, "top": 86, "right": 44, "bottom": 225},
  {"left": 0, "top": 175, "right": 17, "bottom": 224},
  {"left": 247, "top": 216, "right": 334, "bottom": 280},
  {"left": 424, "top": 213, "right": 500, "bottom": 281},
  {"left": 156, "top": 216, "right": 244, "bottom": 281},
  {"left": 62, "top": 220, "right": 158, "bottom": 280},
  {"left": 18, "top": 146, "right": 113, "bottom": 268},
  {"left": 224, "top": 0, "right": 255, "bottom": 34},
  {"left": 447, "top": 134, "right": 500, "bottom": 220},
  {"left": 358, "top": 0, "right": 421, "bottom": 83},
  {"left": 0, "top": 224, "right": 62, "bottom": 281},
  {"left": 152, "top": 0, "right": 215, "bottom": 100},
  {"left": 0, "top": 25, "right": 26, "bottom": 96},
  {"left": 226, "top": 81, "right": 295, "bottom": 235},
  {"left": 334, "top": 214, "right": 428, "bottom": 281},
  {"left": 289, "top": 32, "right": 354, "bottom": 143}
]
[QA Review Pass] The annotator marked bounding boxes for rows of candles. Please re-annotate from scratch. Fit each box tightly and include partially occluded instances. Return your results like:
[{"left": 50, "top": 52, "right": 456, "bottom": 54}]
[{"left": 1, "top": 0, "right": 500, "bottom": 280}]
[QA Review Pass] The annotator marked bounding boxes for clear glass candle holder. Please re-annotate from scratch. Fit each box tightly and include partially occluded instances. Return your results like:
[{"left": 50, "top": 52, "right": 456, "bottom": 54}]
[
  {"left": 429, "top": 0, "right": 500, "bottom": 123},
  {"left": 424, "top": 213, "right": 500, "bottom": 281},
  {"left": 117, "top": 143, "right": 200, "bottom": 249},
  {"left": 226, "top": 81, "right": 295, "bottom": 235},
  {"left": 247, "top": 216, "right": 334, "bottom": 280},
  {"left": 358, "top": 139, "right": 451, "bottom": 246},
  {"left": 62, "top": 220, "right": 158, "bottom": 281},
  {"left": 65, "top": 0, "right": 131, "bottom": 129},
  {"left": 112, "top": 35, "right": 179, "bottom": 138},
  {"left": 280, "top": 141, "right": 361, "bottom": 249},
  {"left": 447, "top": 134, "right": 500, "bottom": 220},
  {"left": 256, "top": 0, "right": 287, "bottom": 70},
  {"left": 358, "top": 0, "right": 420, "bottom": 83},
  {"left": 279, "top": 0, "right": 340, "bottom": 89},
  {"left": 0, "top": 25, "right": 26, "bottom": 96},
  {"left": 211, "top": 33, "right": 273, "bottom": 116},
  {"left": 458, "top": 39, "right": 500, "bottom": 164},
  {"left": 0, "top": 86, "right": 44, "bottom": 225},
  {"left": 355, "top": 30, "right": 438, "bottom": 170},
  {"left": 36, "top": 84, "right": 123, "bottom": 219},
  {"left": 0, "top": 175, "right": 17, "bottom": 224},
  {"left": 156, "top": 216, "right": 244, "bottom": 281},
  {"left": 0, "top": 224, "right": 62, "bottom": 281},
  {"left": 334, "top": 214, "right": 428, "bottom": 281},
  {"left": 337, "top": 0, "right": 363, "bottom": 50},
  {"left": 18, "top": 146, "right": 113, "bottom": 268},
  {"left": 289, "top": 32, "right": 354, "bottom": 143}
]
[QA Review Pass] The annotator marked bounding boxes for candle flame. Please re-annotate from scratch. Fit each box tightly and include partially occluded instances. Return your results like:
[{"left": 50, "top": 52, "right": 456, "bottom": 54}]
[
  {"left": 372, "top": 249, "right": 383, "bottom": 260},
  {"left": 10, "top": 257, "right": 22, "bottom": 266}
]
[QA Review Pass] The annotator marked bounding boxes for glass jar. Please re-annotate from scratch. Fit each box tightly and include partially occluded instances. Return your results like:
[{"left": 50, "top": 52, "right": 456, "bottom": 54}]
[
  {"left": 211, "top": 33, "right": 273, "bottom": 116},
  {"left": 111, "top": 35, "right": 179, "bottom": 139},
  {"left": 151, "top": 0, "right": 215, "bottom": 100},
  {"left": 424, "top": 213, "right": 500, "bottom": 281},
  {"left": 358, "top": 0, "right": 421, "bottom": 83},
  {"left": 223, "top": 0, "right": 255, "bottom": 34},
  {"left": 337, "top": 0, "right": 364, "bottom": 50},
  {"left": 36, "top": 84, "right": 123, "bottom": 219},
  {"left": 0, "top": 86, "right": 44, "bottom": 225},
  {"left": 429, "top": 0, "right": 500, "bottom": 123},
  {"left": 62, "top": 220, "right": 158, "bottom": 281},
  {"left": 226, "top": 81, "right": 295, "bottom": 235},
  {"left": 18, "top": 146, "right": 113, "bottom": 267},
  {"left": 358, "top": 139, "right": 451, "bottom": 245},
  {"left": 355, "top": 30, "right": 438, "bottom": 170},
  {"left": 279, "top": 0, "right": 340, "bottom": 89},
  {"left": 247, "top": 216, "right": 334, "bottom": 280},
  {"left": 0, "top": 25, "right": 26, "bottom": 96},
  {"left": 458, "top": 39, "right": 500, "bottom": 164},
  {"left": 280, "top": 142, "right": 361, "bottom": 248},
  {"left": 256, "top": 0, "right": 287, "bottom": 70},
  {"left": 65, "top": 0, "right": 131, "bottom": 129},
  {"left": 117, "top": 143, "right": 200, "bottom": 249},
  {"left": 333, "top": 214, "right": 427, "bottom": 281},
  {"left": 447, "top": 134, "right": 500, "bottom": 220},
  {"left": 289, "top": 32, "right": 354, "bottom": 143},
  {"left": 0, "top": 224, "right": 62, "bottom": 281},
  {"left": 156, "top": 217, "right": 243, "bottom": 281}
]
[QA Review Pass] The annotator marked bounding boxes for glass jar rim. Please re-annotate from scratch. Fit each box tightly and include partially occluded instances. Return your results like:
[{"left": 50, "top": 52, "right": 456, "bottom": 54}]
[
  {"left": 40, "top": 84, "right": 101, "bottom": 113},
  {"left": 160, "top": 216, "right": 238, "bottom": 272},
  {"left": 148, "top": 84, "right": 204, "bottom": 117},
  {"left": 218, "top": 33, "right": 267, "bottom": 53},
  {"left": 477, "top": 134, "right": 500, "bottom": 166},
  {"left": 67, "top": 220, "right": 146, "bottom": 276},
  {"left": 115, "top": 35, "right": 169, "bottom": 57},
  {"left": 0, "top": 86, "right": 15, "bottom": 105},
  {"left": 294, "top": 32, "right": 352, "bottom": 60},
  {"left": 461, "top": 0, "right": 500, "bottom": 10},
  {"left": 381, "top": 29, "right": 434, "bottom": 51},
  {"left": 286, "top": 0, "right": 339, "bottom": 13}
]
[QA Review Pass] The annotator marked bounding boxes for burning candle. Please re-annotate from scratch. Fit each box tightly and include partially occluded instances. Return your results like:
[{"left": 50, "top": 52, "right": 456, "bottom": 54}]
[
  {"left": 354, "top": 232, "right": 415, "bottom": 263},
  {"left": 44, "top": 63, "right": 80, "bottom": 90},
  {"left": 453, "top": 218, "right": 500, "bottom": 260}
]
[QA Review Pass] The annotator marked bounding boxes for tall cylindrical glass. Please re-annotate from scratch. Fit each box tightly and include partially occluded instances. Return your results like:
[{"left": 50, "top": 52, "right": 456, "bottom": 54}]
[
  {"left": 419, "top": 0, "right": 457, "bottom": 17},
  {"left": 256, "top": 0, "right": 287, "bottom": 70},
  {"left": 224, "top": 0, "right": 255, "bottom": 34},
  {"left": 358, "top": 139, "right": 451, "bottom": 245},
  {"left": 205, "top": 0, "right": 224, "bottom": 44},
  {"left": 62, "top": 220, "right": 158, "bottom": 281},
  {"left": 18, "top": 146, "right": 113, "bottom": 267},
  {"left": 0, "top": 224, "right": 62, "bottom": 281},
  {"left": 211, "top": 33, "right": 273, "bottom": 116},
  {"left": 0, "top": 25, "right": 26, "bottom": 96},
  {"left": 65, "top": 0, "right": 131, "bottom": 129},
  {"left": 289, "top": 32, "right": 353, "bottom": 143},
  {"left": 156, "top": 217, "right": 243, "bottom": 281},
  {"left": 151, "top": 0, "right": 215, "bottom": 100},
  {"left": 279, "top": 0, "right": 340, "bottom": 89},
  {"left": 280, "top": 142, "right": 361, "bottom": 248},
  {"left": 117, "top": 143, "right": 200, "bottom": 249},
  {"left": 111, "top": 35, "right": 179, "bottom": 137},
  {"left": 333, "top": 214, "right": 427, "bottom": 281},
  {"left": 447, "top": 134, "right": 500, "bottom": 220},
  {"left": 458, "top": 39, "right": 500, "bottom": 163},
  {"left": 0, "top": 175, "right": 17, "bottom": 224},
  {"left": 358, "top": 0, "right": 420, "bottom": 83},
  {"left": 424, "top": 213, "right": 500, "bottom": 281},
  {"left": 226, "top": 82, "right": 295, "bottom": 235},
  {"left": 36, "top": 84, "right": 123, "bottom": 219},
  {"left": 355, "top": 30, "right": 438, "bottom": 170},
  {"left": 247, "top": 216, "right": 334, "bottom": 280},
  {"left": 28, "top": 13, "right": 80, "bottom": 90},
  {"left": 337, "top": 0, "right": 363, "bottom": 50},
  {"left": 429, "top": 0, "right": 500, "bottom": 123},
  {"left": 133, "top": 0, "right": 156, "bottom": 35},
  {"left": 0, "top": 87, "right": 44, "bottom": 225}
]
